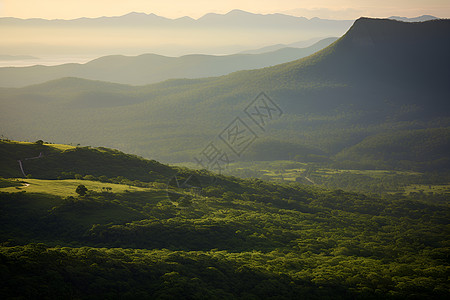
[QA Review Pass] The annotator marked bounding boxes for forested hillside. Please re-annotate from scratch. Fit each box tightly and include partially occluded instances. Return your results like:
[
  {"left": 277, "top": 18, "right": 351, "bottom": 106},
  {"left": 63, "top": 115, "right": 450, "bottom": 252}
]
[
  {"left": 0, "top": 140, "right": 173, "bottom": 181},
  {"left": 0, "top": 141, "right": 449, "bottom": 299}
]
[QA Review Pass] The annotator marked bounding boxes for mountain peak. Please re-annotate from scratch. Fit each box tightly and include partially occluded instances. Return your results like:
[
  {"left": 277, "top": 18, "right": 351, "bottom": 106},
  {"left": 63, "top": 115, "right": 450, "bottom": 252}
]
[
  {"left": 118, "top": 11, "right": 168, "bottom": 21},
  {"left": 226, "top": 9, "right": 255, "bottom": 16},
  {"left": 292, "top": 17, "right": 450, "bottom": 89},
  {"left": 344, "top": 17, "right": 450, "bottom": 47},
  {"left": 123, "top": 12, "right": 148, "bottom": 16}
]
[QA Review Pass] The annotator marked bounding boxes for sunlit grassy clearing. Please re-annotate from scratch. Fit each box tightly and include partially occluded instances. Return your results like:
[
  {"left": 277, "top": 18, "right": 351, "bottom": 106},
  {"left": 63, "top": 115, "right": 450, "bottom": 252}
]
[
  {"left": 14, "top": 141, "right": 76, "bottom": 151},
  {"left": 0, "top": 179, "right": 152, "bottom": 197},
  {"left": 46, "top": 143, "right": 76, "bottom": 151}
]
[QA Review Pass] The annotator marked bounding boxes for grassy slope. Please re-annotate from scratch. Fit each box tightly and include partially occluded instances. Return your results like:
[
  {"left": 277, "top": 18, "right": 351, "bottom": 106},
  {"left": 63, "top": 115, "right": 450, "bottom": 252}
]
[
  {"left": 0, "top": 140, "right": 174, "bottom": 180},
  {"left": 0, "top": 179, "right": 151, "bottom": 197}
]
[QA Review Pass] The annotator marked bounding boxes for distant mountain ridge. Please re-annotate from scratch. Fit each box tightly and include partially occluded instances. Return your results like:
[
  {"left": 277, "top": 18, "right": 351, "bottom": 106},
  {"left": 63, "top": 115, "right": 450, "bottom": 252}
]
[
  {"left": 0, "top": 10, "right": 352, "bottom": 57},
  {"left": 3, "top": 11, "right": 439, "bottom": 24},
  {"left": 0, "top": 38, "right": 338, "bottom": 87},
  {"left": 1, "top": 12, "right": 441, "bottom": 57},
  {"left": 1, "top": 18, "right": 449, "bottom": 169},
  {"left": 0, "top": 10, "right": 354, "bottom": 33},
  {"left": 1, "top": 10, "right": 347, "bottom": 24}
]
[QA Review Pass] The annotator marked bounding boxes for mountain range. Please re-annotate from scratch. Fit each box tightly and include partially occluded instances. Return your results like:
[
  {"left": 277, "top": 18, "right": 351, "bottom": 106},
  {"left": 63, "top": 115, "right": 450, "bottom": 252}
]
[
  {"left": 1, "top": 17, "right": 449, "bottom": 170},
  {"left": 0, "top": 10, "right": 353, "bottom": 56},
  {"left": 0, "top": 37, "right": 337, "bottom": 87},
  {"left": 0, "top": 10, "right": 353, "bottom": 28}
]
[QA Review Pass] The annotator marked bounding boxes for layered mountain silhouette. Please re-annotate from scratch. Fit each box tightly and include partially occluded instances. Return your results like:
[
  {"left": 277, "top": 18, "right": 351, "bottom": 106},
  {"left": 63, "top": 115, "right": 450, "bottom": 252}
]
[
  {"left": 0, "top": 10, "right": 352, "bottom": 28},
  {"left": 0, "top": 38, "right": 337, "bottom": 87},
  {"left": 0, "top": 11, "right": 352, "bottom": 56},
  {"left": 1, "top": 18, "right": 449, "bottom": 169}
]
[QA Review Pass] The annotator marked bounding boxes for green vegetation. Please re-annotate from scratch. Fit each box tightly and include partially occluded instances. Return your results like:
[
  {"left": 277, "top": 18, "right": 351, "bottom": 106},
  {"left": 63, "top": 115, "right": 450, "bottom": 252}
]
[
  {"left": 179, "top": 160, "right": 450, "bottom": 195},
  {"left": 403, "top": 184, "right": 450, "bottom": 196},
  {"left": 75, "top": 184, "right": 88, "bottom": 196},
  {"left": 0, "top": 141, "right": 449, "bottom": 299},
  {"left": 0, "top": 140, "right": 173, "bottom": 181},
  {"left": 334, "top": 128, "right": 450, "bottom": 171},
  {"left": 0, "top": 179, "right": 153, "bottom": 197},
  {"left": 0, "top": 178, "right": 23, "bottom": 188}
]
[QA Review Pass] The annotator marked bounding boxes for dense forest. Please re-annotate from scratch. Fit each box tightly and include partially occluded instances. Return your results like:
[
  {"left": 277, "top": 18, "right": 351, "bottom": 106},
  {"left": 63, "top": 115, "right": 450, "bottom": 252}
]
[{"left": 0, "top": 141, "right": 449, "bottom": 299}]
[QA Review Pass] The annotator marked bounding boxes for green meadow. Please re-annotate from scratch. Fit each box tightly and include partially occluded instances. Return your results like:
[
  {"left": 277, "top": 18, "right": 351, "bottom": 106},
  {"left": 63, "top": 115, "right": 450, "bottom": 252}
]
[{"left": 0, "top": 178, "right": 152, "bottom": 197}]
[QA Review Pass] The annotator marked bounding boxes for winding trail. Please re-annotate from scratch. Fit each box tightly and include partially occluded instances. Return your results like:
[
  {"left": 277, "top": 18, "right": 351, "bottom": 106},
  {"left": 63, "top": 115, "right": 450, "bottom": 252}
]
[
  {"left": 17, "top": 152, "right": 44, "bottom": 177},
  {"left": 17, "top": 160, "right": 26, "bottom": 177}
]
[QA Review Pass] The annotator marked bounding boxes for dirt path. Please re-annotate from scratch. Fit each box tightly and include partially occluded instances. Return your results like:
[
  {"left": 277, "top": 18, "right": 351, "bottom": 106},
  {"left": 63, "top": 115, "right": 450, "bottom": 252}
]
[{"left": 304, "top": 176, "right": 316, "bottom": 185}]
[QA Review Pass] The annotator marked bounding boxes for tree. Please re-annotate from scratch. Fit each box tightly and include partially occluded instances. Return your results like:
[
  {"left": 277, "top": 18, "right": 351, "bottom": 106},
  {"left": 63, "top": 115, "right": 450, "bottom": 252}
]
[
  {"left": 83, "top": 175, "right": 96, "bottom": 181},
  {"left": 76, "top": 184, "right": 88, "bottom": 196}
]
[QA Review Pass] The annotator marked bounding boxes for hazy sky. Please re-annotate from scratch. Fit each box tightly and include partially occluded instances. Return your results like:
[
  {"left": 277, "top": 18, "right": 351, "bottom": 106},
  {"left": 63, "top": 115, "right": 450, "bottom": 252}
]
[{"left": 1, "top": 0, "right": 449, "bottom": 19}]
